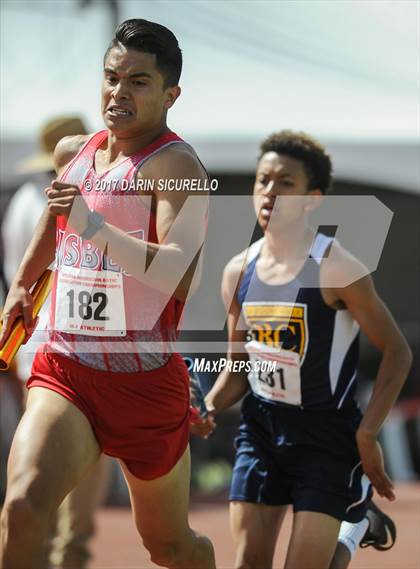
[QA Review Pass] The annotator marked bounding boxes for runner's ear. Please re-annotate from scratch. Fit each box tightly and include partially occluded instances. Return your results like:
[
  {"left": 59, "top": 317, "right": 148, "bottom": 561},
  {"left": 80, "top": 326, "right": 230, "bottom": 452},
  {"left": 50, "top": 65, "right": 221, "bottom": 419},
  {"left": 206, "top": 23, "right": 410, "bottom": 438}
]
[
  {"left": 304, "top": 190, "right": 323, "bottom": 212},
  {"left": 164, "top": 86, "right": 181, "bottom": 109}
]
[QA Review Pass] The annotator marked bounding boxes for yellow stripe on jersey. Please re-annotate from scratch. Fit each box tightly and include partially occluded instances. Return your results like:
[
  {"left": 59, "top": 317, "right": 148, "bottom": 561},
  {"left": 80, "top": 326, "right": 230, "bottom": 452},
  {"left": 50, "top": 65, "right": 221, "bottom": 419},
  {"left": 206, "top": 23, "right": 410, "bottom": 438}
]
[{"left": 244, "top": 305, "right": 304, "bottom": 319}]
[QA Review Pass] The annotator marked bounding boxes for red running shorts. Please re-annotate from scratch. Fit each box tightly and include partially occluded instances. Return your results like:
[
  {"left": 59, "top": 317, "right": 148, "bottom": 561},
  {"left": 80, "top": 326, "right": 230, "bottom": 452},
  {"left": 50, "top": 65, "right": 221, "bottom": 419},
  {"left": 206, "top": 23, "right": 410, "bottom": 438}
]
[{"left": 27, "top": 348, "right": 190, "bottom": 480}]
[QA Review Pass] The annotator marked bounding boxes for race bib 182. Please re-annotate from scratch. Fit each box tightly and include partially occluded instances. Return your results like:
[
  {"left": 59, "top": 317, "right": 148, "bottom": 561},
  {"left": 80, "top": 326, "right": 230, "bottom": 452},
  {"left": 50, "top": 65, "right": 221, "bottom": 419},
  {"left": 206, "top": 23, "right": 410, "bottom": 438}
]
[{"left": 55, "top": 266, "right": 126, "bottom": 336}]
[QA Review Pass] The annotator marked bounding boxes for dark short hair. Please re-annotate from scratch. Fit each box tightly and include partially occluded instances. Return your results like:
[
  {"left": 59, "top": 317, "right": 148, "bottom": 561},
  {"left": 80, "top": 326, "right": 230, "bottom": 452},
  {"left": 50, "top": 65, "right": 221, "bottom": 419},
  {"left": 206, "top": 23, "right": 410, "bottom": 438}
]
[
  {"left": 259, "top": 130, "right": 333, "bottom": 194},
  {"left": 105, "top": 19, "right": 182, "bottom": 88}
]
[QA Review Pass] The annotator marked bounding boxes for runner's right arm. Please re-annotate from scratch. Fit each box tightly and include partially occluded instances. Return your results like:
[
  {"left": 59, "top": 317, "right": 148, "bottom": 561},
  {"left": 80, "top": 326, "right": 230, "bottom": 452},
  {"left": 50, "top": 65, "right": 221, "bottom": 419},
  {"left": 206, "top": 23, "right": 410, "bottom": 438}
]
[
  {"left": 0, "top": 135, "right": 86, "bottom": 347},
  {"left": 205, "top": 253, "right": 250, "bottom": 416},
  {"left": 0, "top": 208, "right": 55, "bottom": 346}
]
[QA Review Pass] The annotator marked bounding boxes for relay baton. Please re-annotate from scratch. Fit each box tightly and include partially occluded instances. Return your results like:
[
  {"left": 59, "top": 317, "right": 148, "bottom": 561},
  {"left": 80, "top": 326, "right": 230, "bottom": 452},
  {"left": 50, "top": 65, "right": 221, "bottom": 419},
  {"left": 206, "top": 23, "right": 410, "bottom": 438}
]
[{"left": 0, "top": 269, "right": 53, "bottom": 370}]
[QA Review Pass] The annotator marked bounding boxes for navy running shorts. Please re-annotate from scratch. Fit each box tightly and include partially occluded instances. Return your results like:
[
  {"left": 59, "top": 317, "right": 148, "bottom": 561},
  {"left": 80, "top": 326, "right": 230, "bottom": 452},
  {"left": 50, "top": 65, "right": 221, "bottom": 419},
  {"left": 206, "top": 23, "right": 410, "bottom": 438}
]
[{"left": 229, "top": 394, "right": 372, "bottom": 523}]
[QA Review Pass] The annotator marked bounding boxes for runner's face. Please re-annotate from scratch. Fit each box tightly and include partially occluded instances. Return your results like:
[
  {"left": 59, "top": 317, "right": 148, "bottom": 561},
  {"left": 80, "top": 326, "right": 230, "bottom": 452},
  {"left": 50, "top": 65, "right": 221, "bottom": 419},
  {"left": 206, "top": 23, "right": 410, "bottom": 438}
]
[
  {"left": 253, "top": 152, "right": 318, "bottom": 230},
  {"left": 102, "top": 46, "right": 178, "bottom": 134}
]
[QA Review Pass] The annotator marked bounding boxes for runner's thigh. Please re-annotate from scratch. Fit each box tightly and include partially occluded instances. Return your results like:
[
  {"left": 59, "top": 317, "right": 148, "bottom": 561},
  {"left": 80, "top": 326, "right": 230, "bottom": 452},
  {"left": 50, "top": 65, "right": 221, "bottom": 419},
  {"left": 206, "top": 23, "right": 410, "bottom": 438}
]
[
  {"left": 120, "top": 446, "right": 192, "bottom": 546},
  {"left": 230, "top": 501, "right": 287, "bottom": 568},
  {"left": 5, "top": 386, "right": 101, "bottom": 511},
  {"left": 285, "top": 511, "right": 341, "bottom": 569}
]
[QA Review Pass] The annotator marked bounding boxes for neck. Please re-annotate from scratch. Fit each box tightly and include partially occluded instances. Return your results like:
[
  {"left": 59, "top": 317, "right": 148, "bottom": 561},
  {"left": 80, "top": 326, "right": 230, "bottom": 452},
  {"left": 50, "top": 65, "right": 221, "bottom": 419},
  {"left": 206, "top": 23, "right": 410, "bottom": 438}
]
[
  {"left": 105, "top": 120, "right": 169, "bottom": 161},
  {"left": 263, "top": 221, "right": 315, "bottom": 262}
]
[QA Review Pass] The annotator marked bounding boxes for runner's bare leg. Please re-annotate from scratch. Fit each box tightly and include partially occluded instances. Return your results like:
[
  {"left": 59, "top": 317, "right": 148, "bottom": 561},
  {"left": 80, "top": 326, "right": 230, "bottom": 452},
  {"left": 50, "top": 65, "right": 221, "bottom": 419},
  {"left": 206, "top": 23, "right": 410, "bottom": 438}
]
[
  {"left": 284, "top": 511, "right": 341, "bottom": 569},
  {"left": 230, "top": 501, "right": 288, "bottom": 569},
  {"left": 0, "top": 387, "right": 101, "bottom": 569},
  {"left": 121, "top": 446, "right": 216, "bottom": 569}
]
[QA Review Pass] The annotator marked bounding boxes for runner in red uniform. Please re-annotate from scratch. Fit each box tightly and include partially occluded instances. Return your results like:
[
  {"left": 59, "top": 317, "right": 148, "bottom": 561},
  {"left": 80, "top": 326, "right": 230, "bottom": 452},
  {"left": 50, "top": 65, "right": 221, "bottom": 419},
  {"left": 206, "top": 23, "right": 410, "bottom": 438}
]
[{"left": 0, "top": 19, "right": 215, "bottom": 569}]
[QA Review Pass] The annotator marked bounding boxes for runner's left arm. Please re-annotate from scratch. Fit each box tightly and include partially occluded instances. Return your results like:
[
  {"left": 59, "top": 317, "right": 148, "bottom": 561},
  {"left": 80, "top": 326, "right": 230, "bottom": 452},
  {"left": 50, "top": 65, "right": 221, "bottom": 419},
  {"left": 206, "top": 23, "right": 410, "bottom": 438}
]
[{"left": 327, "top": 251, "right": 412, "bottom": 500}]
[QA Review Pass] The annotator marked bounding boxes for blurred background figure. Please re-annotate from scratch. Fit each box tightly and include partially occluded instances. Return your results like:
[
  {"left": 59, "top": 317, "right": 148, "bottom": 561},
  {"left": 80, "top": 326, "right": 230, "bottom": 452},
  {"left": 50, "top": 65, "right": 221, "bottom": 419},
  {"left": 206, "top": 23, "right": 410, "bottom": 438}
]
[{"left": 1, "top": 115, "right": 111, "bottom": 569}]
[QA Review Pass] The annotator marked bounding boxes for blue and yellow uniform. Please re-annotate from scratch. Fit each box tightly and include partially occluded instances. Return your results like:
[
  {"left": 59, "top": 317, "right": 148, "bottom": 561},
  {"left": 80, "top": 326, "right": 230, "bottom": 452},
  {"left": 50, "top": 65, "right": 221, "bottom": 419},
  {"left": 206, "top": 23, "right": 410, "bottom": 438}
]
[{"left": 229, "top": 233, "right": 372, "bottom": 522}]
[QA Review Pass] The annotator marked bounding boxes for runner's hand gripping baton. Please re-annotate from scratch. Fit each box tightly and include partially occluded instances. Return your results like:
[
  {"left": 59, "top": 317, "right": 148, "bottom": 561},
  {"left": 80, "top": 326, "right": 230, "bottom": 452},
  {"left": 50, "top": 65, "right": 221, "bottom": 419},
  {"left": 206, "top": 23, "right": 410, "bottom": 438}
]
[
  {"left": 189, "top": 369, "right": 209, "bottom": 423},
  {"left": 0, "top": 269, "right": 53, "bottom": 370}
]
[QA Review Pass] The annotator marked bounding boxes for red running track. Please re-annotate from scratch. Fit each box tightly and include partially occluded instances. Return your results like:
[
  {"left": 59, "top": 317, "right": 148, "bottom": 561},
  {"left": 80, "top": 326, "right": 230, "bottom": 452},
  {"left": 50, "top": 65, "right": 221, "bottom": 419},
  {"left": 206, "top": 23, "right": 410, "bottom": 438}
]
[{"left": 90, "top": 483, "right": 420, "bottom": 568}]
